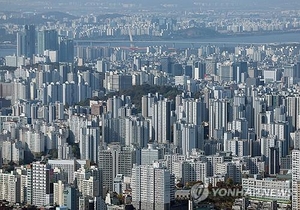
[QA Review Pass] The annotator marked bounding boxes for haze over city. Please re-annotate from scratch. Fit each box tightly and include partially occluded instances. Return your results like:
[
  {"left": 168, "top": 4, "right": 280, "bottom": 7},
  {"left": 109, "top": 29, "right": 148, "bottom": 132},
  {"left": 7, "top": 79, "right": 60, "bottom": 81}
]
[{"left": 0, "top": 0, "right": 299, "bottom": 210}]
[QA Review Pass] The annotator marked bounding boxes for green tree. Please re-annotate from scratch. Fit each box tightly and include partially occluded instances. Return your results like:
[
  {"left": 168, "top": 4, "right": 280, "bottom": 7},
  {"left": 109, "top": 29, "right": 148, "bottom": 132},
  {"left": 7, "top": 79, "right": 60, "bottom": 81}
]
[
  {"left": 48, "top": 149, "right": 58, "bottom": 159},
  {"left": 226, "top": 178, "right": 234, "bottom": 187},
  {"left": 72, "top": 144, "right": 80, "bottom": 159}
]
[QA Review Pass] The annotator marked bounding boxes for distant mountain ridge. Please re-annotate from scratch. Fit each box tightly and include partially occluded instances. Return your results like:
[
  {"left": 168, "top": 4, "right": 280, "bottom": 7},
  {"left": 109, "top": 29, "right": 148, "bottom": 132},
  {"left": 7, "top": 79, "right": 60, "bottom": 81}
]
[{"left": 0, "top": 0, "right": 300, "bottom": 14}]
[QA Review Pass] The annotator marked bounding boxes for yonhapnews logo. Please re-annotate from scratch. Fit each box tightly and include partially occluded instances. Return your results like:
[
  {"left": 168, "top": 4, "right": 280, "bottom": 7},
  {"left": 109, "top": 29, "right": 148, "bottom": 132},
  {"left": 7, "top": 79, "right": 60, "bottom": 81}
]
[
  {"left": 190, "top": 183, "right": 291, "bottom": 204},
  {"left": 190, "top": 183, "right": 209, "bottom": 203}
]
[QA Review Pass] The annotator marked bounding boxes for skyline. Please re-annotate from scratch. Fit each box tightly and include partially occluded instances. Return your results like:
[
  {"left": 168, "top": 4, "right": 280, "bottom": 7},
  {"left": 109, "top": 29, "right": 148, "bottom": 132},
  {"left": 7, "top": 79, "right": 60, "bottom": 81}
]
[
  {"left": 1, "top": 0, "right": 300, "bottom": 14},
  {"left": 0, "top": 0, "right": 300, "bottom": 210}
]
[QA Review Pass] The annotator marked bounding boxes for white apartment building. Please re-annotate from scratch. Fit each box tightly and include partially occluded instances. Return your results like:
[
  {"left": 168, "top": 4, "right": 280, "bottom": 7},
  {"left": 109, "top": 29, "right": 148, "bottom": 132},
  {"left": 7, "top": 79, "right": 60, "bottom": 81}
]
[
  {"left": 2, "top": 140, "right": 24, "bottom": 165},
  {"left": 79, "top": 126, "right": 100, "bottom": 162},
  {"left": 25, "top": 130, "right": 45, "bottom": 153},
  {"left": 215, "top": 161, "right": 242, "bottom": 184},
  {"left": 242, "top": 175, "right": 291, "bottom": 203},
  {"left": 27, "top": 161, "right": 53, "bottom": 207},
  {"left": 98, "top": 145, "right": 138, "bottom": 191},
  {"left": 131, "top": 164, "right": 174, "bottom": 210},
  {"left": 172, "top": 159, "right": 207, "bottom": 185},
  {"left": 48, "top": 159, "right": 89, "bottom": 184},
  {"left": 0, "top": 170, "right": 21, "bottom": 204},
  {"left": 74, "top": 165, "right": 102, "bottom": 198},
  {"left": 53, "top": 180, "right": 64, "bottom": 206},
  {"left": 152, "top": 99, "right": 172, "bottom": 144},
  {"left": 141, "top": 143, "right": 163, "bottom": 165},
  {"left": 292, "top": 150, "right": 300, "bottom": 209}
]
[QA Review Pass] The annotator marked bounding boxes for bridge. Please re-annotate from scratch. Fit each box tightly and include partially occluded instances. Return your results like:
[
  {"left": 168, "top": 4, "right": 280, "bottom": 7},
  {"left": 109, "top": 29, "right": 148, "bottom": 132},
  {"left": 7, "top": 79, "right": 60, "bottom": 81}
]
[{"left": 74, "top": 39, "right": 300, "bottom": 47}]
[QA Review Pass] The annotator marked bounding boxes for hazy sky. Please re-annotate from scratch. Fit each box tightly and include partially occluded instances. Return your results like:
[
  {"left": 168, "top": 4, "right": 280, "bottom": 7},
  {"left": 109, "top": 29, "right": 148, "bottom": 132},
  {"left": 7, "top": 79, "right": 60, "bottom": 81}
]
[{"left": 0, "top": 0, "right": 299, "bottom": 14}]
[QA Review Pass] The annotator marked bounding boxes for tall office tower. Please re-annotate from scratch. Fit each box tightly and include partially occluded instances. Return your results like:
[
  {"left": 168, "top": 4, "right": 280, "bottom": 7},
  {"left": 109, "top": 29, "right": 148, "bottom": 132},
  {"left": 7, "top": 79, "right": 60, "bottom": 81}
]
[
  {"left": 17, "top": 25, "right": 35, "bottom": 58},
  {"left": 79, "top": 127, "right": 100, "bottom": 163},
  {"left": 160, "top": 56, "right": 172, "bottom": 73},
  {"left": 98, "top": 145, "right": 139, "bottom": 191},
  {"left": 171, "top": 63, "right": 183, "bottom": 76},
  {"left": 59, "top": 37, "right": 74, "bottom": 63},
  {"left": 269, "top": 147, "right": 280, "bottom": 175},
  {"left": 16, "top": 33, "right": 23, "bottom": 57},
  {"left": 26, "top": 24, "right": 36, "bottom": 56},
  {"left": 193, "top": 61, "right": 206, "bottom": 80},
  {"left": 131, "top": 164, "right": 175, "bottom": 210},
  {"left": 232, "top": 61, "right": 248, "bottom": 83},
  {"left": 74, "top": 165, "right": 102, "bottom": 198},
  {"left": 218, "top": 62, "right": 233, "bottom": 82},
  {"left": 37, "top": 29, "right": 59, "bottom": 55},
  {"left": 292, "top": 150, "right": 300, "bottom": 209},
  {"left": 27, "top": 162, "right": 54, "bottom": 207},
  {"left": 205, "top": 57, "right": 217, "bottom": 75},
  {"left": 152, "top": 99, "right": 172, "bottom": 144}
]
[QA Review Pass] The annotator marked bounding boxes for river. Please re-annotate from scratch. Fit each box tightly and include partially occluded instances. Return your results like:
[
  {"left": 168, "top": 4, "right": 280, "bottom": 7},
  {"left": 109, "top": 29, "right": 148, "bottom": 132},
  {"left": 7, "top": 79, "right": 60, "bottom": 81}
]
[{"left": 1, "top": 32, "right": 300, "bottom": 57}]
